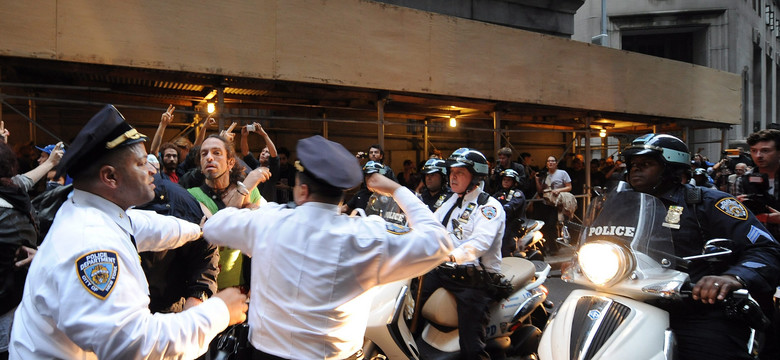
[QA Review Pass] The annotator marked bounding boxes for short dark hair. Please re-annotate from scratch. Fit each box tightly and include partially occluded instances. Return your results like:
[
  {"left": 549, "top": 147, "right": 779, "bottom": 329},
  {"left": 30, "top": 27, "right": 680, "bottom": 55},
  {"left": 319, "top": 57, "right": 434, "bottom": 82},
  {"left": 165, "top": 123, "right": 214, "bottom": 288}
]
[
  {"left": 747, "top": 129, "right": 780, "bottom": 150},
  {"left": 297, "top": 171, "right": 344, "bottom": 204},
  {"left": 277, "top": 146, "right": 291, "bottom": 158},
  {"left": 520, "top": 152, "right": 531, "bottom": 158},
  {"left": 369, "top": 144, "right": 384, "bottom": 157},
  {"left": 498, "top": 147, "right": 512, "bottom": 157},
  {"left": 0, "top": 142, "right": 18, "bottom": 187}
]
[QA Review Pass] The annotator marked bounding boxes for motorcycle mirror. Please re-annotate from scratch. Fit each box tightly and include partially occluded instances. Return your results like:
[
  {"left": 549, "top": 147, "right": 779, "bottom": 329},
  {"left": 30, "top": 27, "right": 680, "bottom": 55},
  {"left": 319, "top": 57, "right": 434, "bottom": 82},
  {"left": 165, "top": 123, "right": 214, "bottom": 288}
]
[{"left": 702, "top": 238, "right": 735, "bottom": 251}]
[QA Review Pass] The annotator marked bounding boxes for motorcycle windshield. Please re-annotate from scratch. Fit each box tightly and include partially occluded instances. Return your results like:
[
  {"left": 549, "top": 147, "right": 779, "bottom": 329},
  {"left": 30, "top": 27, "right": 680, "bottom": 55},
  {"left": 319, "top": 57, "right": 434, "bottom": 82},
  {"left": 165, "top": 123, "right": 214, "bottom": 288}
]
[
  {"left": 365, "top": 194, "right": 408, "bottom": 225},
  {"left": 580, "top": 182, "right": 677, "bottom": 271}
]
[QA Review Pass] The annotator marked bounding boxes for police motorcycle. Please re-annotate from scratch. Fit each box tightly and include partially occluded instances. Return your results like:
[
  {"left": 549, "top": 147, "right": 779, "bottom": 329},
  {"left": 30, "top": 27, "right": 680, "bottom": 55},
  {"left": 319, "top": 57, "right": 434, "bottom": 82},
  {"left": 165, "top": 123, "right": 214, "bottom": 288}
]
[
  {"left": 360, "top": 194, "right": 552, "bottom": 359},
  {"left": 513, "top": 218, "right": 546, "bottom": 260},
  {"left": 537, "top": 182, "right": 769, "bottom": 360}
]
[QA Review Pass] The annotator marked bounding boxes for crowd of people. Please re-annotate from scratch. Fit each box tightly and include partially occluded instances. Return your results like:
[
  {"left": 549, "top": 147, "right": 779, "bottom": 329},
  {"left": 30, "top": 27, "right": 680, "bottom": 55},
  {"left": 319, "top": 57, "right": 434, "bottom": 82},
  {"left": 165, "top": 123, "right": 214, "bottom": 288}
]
[{"left": 1, "top": 106, "right": 780, "bottom": 360}]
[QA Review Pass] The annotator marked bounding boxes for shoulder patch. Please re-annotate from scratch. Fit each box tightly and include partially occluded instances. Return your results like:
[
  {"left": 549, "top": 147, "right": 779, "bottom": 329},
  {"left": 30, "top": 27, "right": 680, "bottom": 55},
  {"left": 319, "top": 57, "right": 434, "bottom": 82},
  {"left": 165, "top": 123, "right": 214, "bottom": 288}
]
[
  {"left": 386, "top": 222, "right": 412, "bottom": 235},
  {"left": 76, "top": 250, "right": 119, "bottom": 300},
  {"left": 715, "top": 198, "right": 748, "bottom": 220},
  {"left": 481, "top": 206, "right": 498, "bottom": 220}
]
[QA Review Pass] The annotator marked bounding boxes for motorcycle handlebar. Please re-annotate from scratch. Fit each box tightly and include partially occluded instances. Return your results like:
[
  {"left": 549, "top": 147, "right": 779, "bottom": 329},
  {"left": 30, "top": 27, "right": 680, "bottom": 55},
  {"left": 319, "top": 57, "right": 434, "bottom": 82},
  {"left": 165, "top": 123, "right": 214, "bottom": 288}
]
[{"left": 679, "top": 283, "right": 770, "bottom": 331}]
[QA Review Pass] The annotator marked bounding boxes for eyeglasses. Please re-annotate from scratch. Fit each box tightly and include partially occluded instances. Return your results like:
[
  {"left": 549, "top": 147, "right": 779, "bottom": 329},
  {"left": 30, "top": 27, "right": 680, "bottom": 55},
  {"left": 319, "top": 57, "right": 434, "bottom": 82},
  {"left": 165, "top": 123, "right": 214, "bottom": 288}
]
[{"left": 547, "top": 160, "right": 557, "bottom": 163}]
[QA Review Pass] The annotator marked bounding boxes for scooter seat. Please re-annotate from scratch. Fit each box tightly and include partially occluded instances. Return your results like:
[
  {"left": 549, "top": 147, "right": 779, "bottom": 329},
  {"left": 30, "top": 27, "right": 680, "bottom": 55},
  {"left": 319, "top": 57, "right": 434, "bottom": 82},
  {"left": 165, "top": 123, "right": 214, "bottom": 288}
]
[
  {"left": 422, "top": 288, "right": 459, "bottom": 327},
  {"left": 500, "top": 257, "right": 536, "bottom": 289}
]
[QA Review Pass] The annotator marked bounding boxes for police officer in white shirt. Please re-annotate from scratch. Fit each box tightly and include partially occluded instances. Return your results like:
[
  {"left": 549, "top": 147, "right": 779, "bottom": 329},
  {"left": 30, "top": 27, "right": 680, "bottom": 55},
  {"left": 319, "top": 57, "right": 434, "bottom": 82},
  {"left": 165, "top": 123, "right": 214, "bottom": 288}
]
[
  {"left": 418, "top": 148, "right": 505, "bottom": 360},
  {"left": 9, "top": 105, "right": 248, "bottom": 360},
  {"left": 202, "top": 135, "right": 453, "bottom": 360}
]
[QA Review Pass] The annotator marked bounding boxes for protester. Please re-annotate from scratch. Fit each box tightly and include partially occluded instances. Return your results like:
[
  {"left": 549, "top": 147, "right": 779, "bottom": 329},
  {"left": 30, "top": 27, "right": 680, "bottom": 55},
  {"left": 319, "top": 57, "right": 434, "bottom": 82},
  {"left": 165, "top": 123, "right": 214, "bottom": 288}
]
[
  {"left": 534, "top": 155, "right": 572, "bottom": 254},
  {"left": 240, "top": 122, "right": 279, "bottom": 202},
  {"left": 9, "top": 105, "right": 248, "bottom": 359},
  {"left": 202, "top": 135, "right": 452, "bottom": 359}
]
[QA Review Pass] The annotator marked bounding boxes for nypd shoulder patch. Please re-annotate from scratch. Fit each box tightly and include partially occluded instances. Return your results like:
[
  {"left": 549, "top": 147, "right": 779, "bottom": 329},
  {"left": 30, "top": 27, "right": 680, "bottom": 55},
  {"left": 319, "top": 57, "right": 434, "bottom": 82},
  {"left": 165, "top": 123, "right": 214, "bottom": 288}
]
[
  {"left": 386, "top": 222, "right": 412, "bottom": 235},
  {"left": 76, "top": 250, "right": 119, "bottom": 300},
  {"left": 715, "top": 198, "right": 748, "bottom": 220},
  {"left": 481, "top": 206, "right": 498, "bottom": 220}
]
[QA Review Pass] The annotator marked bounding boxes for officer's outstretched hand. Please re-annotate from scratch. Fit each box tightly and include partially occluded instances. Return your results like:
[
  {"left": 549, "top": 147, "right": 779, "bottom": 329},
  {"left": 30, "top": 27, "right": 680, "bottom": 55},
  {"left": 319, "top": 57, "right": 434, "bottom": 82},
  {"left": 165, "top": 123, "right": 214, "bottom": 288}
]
[
  {"left": 366, "top": 173, "right": 400, "bottom": 196},
  {"left": 692, "top": 275, "right": 743, "bottom": 304},
  {"left": 213, "top": 287, "right": 248, "bottom": 326}
]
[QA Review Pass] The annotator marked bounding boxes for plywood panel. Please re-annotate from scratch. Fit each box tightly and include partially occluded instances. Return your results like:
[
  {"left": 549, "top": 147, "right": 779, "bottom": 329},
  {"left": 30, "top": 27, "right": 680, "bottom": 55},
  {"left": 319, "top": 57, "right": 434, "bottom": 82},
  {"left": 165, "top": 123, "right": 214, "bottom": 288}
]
[{"left": 0, "top": 0, "right": 740, "bottom": 125}]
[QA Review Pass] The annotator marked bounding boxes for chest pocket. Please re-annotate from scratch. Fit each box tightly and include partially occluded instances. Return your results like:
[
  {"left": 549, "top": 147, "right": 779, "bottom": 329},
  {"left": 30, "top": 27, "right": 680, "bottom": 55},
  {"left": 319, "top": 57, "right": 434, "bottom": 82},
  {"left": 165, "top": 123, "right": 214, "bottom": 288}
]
[{"left": 450, "top": 192, "right": 490, "bottom": 240}]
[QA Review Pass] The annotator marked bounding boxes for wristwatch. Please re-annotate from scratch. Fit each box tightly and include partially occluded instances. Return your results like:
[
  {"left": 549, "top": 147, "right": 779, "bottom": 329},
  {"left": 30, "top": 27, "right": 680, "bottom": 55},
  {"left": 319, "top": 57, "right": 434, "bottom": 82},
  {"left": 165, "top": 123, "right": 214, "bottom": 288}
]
[{"left": 190, "top": 291, "right": 209, "bottom": 302}]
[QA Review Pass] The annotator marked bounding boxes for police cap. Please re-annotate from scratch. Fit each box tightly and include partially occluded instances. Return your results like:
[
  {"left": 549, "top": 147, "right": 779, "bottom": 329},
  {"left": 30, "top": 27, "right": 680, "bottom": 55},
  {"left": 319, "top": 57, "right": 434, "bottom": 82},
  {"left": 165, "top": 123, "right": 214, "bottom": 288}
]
[
  {"left": 295, "top": 135, "right": 362, "bottom": 189},
  {"left": 57, "top": 105, "right": 147, "bottom": 178}
]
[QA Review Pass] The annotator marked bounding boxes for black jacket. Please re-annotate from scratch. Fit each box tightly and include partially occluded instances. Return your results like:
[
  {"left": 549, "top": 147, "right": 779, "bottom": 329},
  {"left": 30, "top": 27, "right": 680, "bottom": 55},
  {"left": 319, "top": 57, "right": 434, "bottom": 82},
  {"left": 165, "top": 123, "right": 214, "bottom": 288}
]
[{"left": 137, "top": 175, "right": 219, "bottom": 313}]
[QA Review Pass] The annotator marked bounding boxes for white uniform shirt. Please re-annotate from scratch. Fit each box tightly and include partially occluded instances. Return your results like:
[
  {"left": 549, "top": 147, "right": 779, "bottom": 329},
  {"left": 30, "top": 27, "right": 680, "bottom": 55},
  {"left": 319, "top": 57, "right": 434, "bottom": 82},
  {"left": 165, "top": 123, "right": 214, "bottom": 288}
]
[
  {"left": 10, "top": 189, "right": 230, "bottom": 360},
  {"left": 203, "top": 187, "right": 452, "bottom": 359},
  {"left": 435, "top": 186, "right": 505, "bottom": 273}
]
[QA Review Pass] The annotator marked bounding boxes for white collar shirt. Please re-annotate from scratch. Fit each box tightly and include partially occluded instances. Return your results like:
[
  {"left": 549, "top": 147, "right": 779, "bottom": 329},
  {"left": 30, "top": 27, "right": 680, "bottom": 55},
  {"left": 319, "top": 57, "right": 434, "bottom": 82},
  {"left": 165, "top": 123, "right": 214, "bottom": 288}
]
[{"left": 203, "top": 187, "right": 452, "bottom": 359}]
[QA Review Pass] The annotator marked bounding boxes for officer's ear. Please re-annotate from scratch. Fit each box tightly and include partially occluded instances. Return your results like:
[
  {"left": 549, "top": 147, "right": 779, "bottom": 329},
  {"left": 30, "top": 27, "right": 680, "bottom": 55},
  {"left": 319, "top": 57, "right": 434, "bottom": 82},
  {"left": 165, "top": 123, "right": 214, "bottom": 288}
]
[{"left": 98, "top": 165, "right": 120, "bottom": 190}]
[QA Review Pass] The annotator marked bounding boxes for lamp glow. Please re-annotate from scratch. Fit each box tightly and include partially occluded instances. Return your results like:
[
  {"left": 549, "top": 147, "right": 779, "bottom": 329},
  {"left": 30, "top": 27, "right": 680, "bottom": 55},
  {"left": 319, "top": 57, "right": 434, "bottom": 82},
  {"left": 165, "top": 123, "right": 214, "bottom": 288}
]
[
  {"left": 599, "top": 129, "right": 607, "bottom": 138},
  {"left": 207, "top": 103, "right": 216, "bottom": 114},
  {"left": 449, "top": 117, "right": 457, "bottom": 128}
]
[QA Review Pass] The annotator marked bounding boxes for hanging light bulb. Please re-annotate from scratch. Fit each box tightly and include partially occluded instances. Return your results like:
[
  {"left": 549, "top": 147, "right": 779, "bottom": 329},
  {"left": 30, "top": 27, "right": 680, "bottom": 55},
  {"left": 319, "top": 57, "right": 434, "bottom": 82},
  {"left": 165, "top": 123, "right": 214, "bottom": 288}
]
[
  {"left": 449, "top": 116, "right": 457, "bottom": 128},
  {"left": 207, "top": 102, "right": 216, "bottom": 114},
  {"left": 599, "top": 129, "right": 607, "bottom": 138}
]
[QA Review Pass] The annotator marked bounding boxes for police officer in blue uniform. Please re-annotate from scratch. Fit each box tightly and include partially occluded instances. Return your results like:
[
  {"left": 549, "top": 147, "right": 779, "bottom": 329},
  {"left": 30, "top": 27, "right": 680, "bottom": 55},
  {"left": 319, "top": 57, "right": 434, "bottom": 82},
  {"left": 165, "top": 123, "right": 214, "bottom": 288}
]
[
  {"left": 492, "top": 168, "right": 526, "bottom": 257},
  {"left": 417, "top": 158, "right": 452, "bottom": 212},
  {"left": 623, "top": 133, "right": 780, "bottom": 360}
]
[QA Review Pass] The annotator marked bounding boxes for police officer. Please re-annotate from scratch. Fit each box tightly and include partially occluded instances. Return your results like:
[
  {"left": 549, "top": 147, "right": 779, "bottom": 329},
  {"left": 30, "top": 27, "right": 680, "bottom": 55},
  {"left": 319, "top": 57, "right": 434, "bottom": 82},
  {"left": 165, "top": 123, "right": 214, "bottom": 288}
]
[
  {"left": 202, "top": 135, "right": 453, "bottom": 360},
  {"left": 9, "top": 105, "right": 248, "bottom": 359},
  {"left": 417, "top": 158, "right": 452, "bottom": 212},
  {"left": 493, "top": 168, "right": 526, "bottom": 257},
  {"left": 419, "top": 148, "right": 505, "bottom": 360},
  {"left": 622, "top": 133, "right": 780, "bottom": 360}
]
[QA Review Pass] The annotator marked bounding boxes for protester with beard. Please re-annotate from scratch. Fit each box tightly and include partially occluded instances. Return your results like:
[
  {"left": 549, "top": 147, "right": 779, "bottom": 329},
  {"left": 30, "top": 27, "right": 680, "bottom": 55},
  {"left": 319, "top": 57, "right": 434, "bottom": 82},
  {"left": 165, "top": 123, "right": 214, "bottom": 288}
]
[
  {"left": 158, "top": 142, "right": 180, "bottom": 183},
  {"left": 189, "top": 134, "right": 270, "bottom": 292}
]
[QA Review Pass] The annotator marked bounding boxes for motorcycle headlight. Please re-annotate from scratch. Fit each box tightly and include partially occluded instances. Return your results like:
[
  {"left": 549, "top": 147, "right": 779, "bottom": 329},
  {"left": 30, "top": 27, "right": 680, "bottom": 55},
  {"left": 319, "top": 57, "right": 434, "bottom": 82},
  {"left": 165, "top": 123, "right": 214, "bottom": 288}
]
[{"left": 577, "top": 240, "right": 635, "bottom": 287}]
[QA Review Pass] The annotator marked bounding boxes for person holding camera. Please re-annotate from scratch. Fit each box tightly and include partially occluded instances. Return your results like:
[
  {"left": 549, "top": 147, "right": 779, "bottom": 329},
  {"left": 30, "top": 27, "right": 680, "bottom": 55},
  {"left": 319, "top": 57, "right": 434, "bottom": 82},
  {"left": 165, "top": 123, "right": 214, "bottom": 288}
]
[{"left": 737, "top": 129, "right": 780, "bottom": 228}]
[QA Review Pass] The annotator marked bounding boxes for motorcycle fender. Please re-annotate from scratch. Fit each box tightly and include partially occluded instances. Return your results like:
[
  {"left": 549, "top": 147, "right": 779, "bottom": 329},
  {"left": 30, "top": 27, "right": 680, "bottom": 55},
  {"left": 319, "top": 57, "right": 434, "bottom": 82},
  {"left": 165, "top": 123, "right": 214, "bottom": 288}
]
[
  {"left": 538, "top": 289, "right": 670, "bottom": 360},
  {"left": 363, "top": 280, "right": 420, "bottom": 359}
]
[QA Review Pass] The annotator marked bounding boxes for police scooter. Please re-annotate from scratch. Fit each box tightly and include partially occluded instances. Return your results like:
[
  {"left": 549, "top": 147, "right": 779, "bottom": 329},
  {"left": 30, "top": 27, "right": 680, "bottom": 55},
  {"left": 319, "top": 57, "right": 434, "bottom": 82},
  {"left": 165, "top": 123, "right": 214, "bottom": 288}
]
[
  {"left": 537, "top": 183, "right": 768, "bottom": 360},
  {"left": 416, "top": 257, "right": 551, "bottom": 359},
  {"left": 360, "top": 194, "right": 552, "bottom": 359},
  {"left": 513, "top": 218, "right": 545, "bottom": 260}
]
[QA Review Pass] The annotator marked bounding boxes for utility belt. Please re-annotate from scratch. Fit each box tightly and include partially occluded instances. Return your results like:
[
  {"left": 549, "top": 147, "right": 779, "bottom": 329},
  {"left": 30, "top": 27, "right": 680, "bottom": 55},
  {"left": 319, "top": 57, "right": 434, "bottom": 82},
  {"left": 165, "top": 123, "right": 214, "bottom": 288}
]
[
  {"left": 436, "top": 263, "right": 514, "bottom": 300},
  {"left": 251, "top": 347, "right": 363, "bottom": 360},
  {"left": 437, "top": 263, "right": 493, "bottom": 285}
]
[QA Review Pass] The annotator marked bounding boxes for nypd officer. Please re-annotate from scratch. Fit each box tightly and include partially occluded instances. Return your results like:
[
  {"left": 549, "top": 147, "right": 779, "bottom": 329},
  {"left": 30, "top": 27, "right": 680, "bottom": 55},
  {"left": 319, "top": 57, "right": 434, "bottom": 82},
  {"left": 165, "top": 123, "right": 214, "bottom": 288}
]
[
  {"left": 622, "top": 133, "right": 780, "bottom": 360},
  {"left": 9, "top": 105, "right": 248, "bottom": 359},
  {"left": 417, "top": 158, "right": 453, "bottom": 212},
  {"left": 202, "top": 135, "right": 453, "bottom": 360},
  {"left": 418, "top": 148, "right": 505, "bottom": 360}
]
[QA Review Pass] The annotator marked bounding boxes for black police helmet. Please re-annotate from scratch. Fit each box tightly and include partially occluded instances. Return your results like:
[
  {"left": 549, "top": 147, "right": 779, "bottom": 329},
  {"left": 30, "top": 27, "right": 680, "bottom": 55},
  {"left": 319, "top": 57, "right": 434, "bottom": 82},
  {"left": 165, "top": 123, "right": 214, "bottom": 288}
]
[
  {"left": 500, "top": 168, "right": 521, "bottom": 184},
  {"left": 621, "top": 134, "right": 690, "bottom": 169},
  {"left": 446, "top": 148, "right": 489, "bottom": 176},
  {"left": 362, "top": 161, "right": 387, "bottom": 175},
  {"left": 421, "top": 158, "right": 447, "bottom": 175}
]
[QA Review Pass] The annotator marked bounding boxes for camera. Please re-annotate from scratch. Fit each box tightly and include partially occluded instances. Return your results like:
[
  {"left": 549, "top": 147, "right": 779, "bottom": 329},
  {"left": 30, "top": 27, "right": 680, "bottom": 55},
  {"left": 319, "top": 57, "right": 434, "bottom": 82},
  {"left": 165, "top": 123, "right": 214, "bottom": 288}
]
[
  {"left": 535, "top": 169, "right": 548, "bottom": 178},
  {"left": 741, "top": 173, "right": 772, "bottom": 214},
  {"left": 246, "top": 124, "right": 255, "bottom": 132},
  {"left": 356, "top": 152, "right": 369, "bottom": 159}
]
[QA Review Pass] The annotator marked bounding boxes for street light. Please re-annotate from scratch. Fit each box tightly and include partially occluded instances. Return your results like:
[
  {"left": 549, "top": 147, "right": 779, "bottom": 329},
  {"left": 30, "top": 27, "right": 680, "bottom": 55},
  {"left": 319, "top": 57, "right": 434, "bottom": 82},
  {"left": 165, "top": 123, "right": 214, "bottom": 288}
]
[{"left": 206, "top": 102, "right": 216, "bottom": 114}]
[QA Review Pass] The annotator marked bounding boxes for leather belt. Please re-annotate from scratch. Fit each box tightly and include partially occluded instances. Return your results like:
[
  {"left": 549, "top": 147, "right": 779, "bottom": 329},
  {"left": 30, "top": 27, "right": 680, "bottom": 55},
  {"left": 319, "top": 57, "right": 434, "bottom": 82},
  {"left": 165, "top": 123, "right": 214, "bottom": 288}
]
[{"left": 251, "top": 347, "right": 363, "bottom": 360}]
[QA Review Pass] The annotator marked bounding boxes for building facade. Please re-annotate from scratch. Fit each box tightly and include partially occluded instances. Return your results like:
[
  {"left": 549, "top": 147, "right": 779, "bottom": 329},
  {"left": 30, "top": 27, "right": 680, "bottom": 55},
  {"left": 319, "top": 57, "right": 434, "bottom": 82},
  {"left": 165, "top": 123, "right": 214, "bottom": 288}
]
[{"left": 574, "top": 0, "right": 779, "bottom": 158}]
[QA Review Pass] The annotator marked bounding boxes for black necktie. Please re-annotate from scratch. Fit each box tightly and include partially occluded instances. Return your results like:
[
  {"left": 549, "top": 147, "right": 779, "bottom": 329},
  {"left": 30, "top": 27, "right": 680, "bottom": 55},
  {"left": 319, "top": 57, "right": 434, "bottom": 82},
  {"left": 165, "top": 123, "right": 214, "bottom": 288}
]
[{"left": 441, "top": 196, "right": 464, "bottom": 227}]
